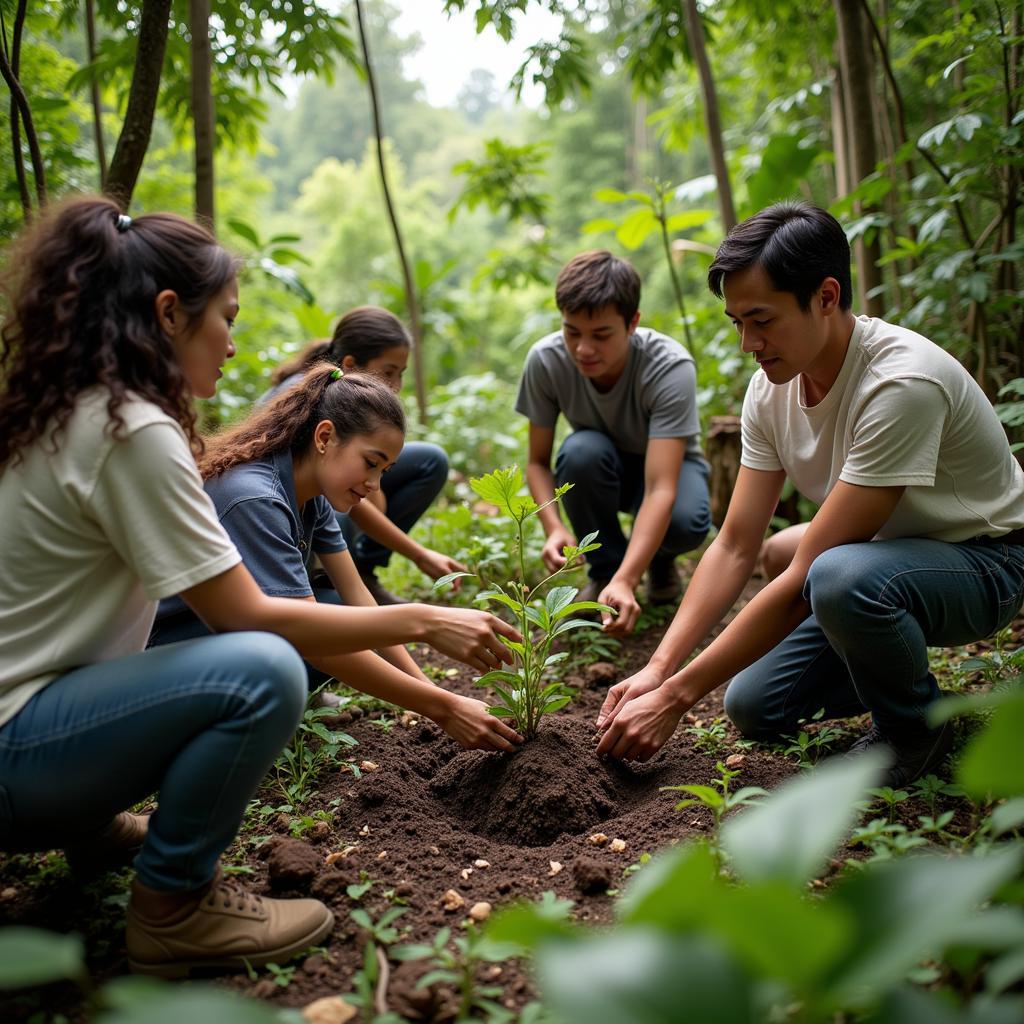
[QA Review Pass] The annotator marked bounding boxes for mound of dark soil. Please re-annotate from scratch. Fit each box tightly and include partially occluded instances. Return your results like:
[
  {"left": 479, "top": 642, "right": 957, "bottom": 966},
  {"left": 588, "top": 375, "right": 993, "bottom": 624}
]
[{"left": 431, "top": 716, "right": 650, "bottom": 846}]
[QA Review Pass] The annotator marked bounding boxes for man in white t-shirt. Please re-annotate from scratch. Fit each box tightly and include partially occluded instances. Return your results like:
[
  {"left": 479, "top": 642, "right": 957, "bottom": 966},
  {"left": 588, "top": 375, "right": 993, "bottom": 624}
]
[{"left": 595, "top": 202, "right": 1024, "bottom": 785}]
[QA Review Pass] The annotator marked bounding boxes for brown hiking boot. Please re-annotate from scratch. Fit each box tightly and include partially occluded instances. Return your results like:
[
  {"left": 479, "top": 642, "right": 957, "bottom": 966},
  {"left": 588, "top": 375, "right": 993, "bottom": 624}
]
[
  {"left": 126, "top": 869, "right": 334, "bottom": 978},
  {"left": 65, "top": 810, "right": 151, "bottom": 876}
]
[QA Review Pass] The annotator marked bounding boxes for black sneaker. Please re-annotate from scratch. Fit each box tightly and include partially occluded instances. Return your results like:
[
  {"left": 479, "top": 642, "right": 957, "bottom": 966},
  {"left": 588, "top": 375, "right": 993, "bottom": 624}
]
[
  {"left": 847, "top": 719, "right": 953, "bottom": 787},
  {"left": 645, "top": 559, "right": 681, "bottom": 605}
]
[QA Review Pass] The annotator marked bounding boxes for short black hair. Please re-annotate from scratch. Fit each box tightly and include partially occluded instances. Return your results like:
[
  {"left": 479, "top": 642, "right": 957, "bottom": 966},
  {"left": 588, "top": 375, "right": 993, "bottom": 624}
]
[
  {"left": 555, "top": 250, "right": 641, "bottom": 325},
  {"left": 707, "top": 202, "right": 853, "bottom": 311}
]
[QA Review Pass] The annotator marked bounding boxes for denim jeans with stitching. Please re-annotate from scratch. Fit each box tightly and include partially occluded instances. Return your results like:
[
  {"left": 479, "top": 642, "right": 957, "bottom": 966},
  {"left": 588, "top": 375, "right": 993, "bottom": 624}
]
[
  {"left": 724, "top": 538, "right": 1024, "bottom": 739},
  {"left": 0, "top": 632, "right": 306, "bottom": 891},
  {"left": 339, "top": 441, "right": 449, "bottom": 573},
  {"left": 555, "top": 429, "right": 711, "bottom": 582}
]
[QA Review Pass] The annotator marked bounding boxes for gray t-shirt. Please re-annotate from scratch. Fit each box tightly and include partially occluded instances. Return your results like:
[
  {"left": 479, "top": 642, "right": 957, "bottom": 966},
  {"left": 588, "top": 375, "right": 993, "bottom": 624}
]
[
  {"left": 514, "top": 328, "right": 702, "bottom": 455},
  {"left": 156, "top": 450, "right": 347, "bottom": 622}
]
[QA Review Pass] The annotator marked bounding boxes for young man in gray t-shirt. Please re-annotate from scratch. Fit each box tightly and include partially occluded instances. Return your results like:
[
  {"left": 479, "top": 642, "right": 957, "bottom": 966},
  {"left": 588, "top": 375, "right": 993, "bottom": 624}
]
[{"left": 514, "top": 250, "right": 710, "bottom": 636}]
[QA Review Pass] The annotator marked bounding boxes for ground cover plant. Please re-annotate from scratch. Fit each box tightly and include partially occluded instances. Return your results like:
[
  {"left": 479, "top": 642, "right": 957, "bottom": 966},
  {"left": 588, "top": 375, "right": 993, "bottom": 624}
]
[{"left": 2, "top": 561, "right": 1022, "bottom": 1023}]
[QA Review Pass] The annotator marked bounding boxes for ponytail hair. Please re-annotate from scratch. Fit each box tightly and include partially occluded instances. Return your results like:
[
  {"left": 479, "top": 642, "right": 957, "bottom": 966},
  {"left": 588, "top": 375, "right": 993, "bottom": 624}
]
[
  {"left": 199, "top": 362, "right": 405, "bottom": 480},
  {"left": 326, "top": 306, "right": 411, "bottom": 366},
  {"left": 0, "top": 195, "right": 239, "bottom": 467}
]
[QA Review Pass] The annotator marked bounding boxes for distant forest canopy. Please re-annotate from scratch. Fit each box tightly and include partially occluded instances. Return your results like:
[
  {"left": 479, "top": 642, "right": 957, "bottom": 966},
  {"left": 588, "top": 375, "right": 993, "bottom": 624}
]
[{"left": 2, "top": 0, "right": 1021, "bottom": 438}]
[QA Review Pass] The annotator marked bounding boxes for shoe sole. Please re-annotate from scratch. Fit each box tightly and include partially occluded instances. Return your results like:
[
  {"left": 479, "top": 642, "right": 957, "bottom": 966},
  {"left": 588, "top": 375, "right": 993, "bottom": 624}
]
[{"left": 127, "top": 908, "right": 335, "bottom": 979}]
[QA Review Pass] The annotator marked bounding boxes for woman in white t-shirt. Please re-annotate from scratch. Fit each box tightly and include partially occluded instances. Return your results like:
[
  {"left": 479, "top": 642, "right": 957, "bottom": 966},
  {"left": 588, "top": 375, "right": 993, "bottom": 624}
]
[{"left": 0, "top": 197, "right": 519, "bottom": 978}]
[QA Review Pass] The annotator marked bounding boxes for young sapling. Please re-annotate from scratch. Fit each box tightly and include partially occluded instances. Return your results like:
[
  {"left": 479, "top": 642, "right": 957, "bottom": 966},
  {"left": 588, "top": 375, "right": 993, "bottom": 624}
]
[{"left": 434, "top": 466, "right": 611, "bottom": 739}]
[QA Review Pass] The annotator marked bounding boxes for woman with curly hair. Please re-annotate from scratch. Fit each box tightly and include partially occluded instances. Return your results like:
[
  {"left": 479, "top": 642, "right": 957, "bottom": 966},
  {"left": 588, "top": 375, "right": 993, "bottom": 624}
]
[
  {"left": 266, "top": 307, "right": 464, "bottom": 604},
  {"left": 0, "top": 197, "right": 519, "bottom": 978},
  {"left": 151, "top": 362, "right": 523, "bottom": 749}
]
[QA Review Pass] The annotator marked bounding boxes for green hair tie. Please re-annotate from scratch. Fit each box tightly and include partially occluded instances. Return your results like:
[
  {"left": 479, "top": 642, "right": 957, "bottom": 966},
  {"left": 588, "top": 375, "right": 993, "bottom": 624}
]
[{"left": 330, "top": 368, "right": 343, "bottom": 381}]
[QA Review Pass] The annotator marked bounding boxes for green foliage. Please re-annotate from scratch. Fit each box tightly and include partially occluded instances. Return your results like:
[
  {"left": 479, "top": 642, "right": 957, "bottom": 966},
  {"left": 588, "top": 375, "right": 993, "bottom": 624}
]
[
  {"left": 451, "top": 138, "right": 551, "bottom": 222},
  {"left": 0, "top": 927, "right": 86, "bottom": 990},
  {"left": 434, "top": 465, "right": 609, "bottom": 737},
  {"left": 488, "top": 721, "right": 1024, "bottom": 1022},
  {"left": 274, "top": 692, "right": 358, "bottom": 806}
]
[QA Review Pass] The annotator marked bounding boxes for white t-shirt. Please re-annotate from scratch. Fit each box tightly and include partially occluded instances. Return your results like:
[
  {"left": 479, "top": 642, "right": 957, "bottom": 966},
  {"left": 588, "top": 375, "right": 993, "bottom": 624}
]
[
  {"left": 740, "top": 315, "right": 1024, "bottom": 542},
  {"left": 0, "top": 389, "right": 241, "bottom": 728}
]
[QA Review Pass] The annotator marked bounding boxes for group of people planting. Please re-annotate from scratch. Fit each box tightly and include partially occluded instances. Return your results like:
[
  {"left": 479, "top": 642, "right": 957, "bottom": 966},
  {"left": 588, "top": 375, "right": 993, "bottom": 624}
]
[{"left": 1, "top": 195, "right": 1021, "bottom": 977}]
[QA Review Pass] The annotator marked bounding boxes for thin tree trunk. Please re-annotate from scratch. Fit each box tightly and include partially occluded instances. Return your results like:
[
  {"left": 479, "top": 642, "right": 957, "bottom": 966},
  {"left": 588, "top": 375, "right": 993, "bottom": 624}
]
[
  {"left": 2, "top": 0, "right": 46, "bottom": 211},
  {"left": 354, "top": 0, "right": 428, "bottom": 424},
  {"left": 104, "top": 0, "right": 173, "bottom": 209},
  {"left": 834, "top": 0, "right": 884, "bottom": 315},
  {"left": 681, "top": 0, "right": 736, "bottom": 231},
  {"left": 84, "top": 0, "right": 107, "bottom": 187},
  {"left": 1, "top": 4, "right": 30, "bottom": 217},
  {"left": 829, "top": 62, "right": 849, "bottom": 200},
  {"left": 189, "top": 0, "right": 215, "bottom": 228}
]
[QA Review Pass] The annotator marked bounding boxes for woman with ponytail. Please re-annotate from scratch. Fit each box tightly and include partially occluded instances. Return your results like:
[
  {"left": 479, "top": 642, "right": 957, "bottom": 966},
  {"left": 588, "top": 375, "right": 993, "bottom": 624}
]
[
  {"left": 0, "top": 197, "right": 519, "bottom": 980},
  {"left": 151, "top": 363, "right": 523, "bottom": 751},
  {"left": 265, "top": 306, "right": 464, "bottom": 604}
]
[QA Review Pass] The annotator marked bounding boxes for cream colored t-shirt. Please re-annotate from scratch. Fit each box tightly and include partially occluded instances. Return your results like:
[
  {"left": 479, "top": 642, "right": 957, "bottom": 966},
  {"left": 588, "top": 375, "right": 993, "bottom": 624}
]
[
  {"left": 740, "top": 315, "right": 1024, "bottom": 542},
  {"left": 0, "top": 389, "right": 241, "bottom": 728}
]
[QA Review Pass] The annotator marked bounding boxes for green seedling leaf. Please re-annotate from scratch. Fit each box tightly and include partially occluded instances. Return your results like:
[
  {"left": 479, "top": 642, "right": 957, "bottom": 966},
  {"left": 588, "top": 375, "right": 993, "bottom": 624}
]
[
  {"left": 432, "top": 571, "right": 476, "bottom": 591},
  {"left": 822, "top": 846, "right": 1023, "bottom": 1010},
  {"left": 475, "top": 589, "right": 520, "bottom": 614},
  {"left": 663, "top": 784, "right": 723, "bottom": 810},
  {"left": 956, "top": 690, "right": 1024, "bottom": 798},
  {"left": 545, "top": 585, "right": 578, "bottom": 617},
  {"left": 0, "top": 927, "right": 85, "bottom": 990},
  {"left": 543, "top": 696, "right": 573, "bottom": 713},
  {"left": 721, "top": 751, "right": 887, "bottom": 887},
  {"left": 552, "top": 616, "right": 611, "bottom": 637},
  {"left": 537, "top": 930, "right": 757, "bottom": 1024},
  {"left": 476, "top": 670, "right": 524, "bottom": 689},
  {"left": 227, "top": 218, "right": 262, "bottom": 247},
  {"left": 486, "top": 892, "right": 577, "bottom": 953},
  {"left": 991, "top": 797, "right": 1024, "bottom": 835},
  {"left": 551, "top": 600, "right": 612, "bottom": 622},
  {"left": 97, "top": 986, "right": 282, "bottom": 1023},
  {"left": 488, "top": 706, "right": 520, "bottom": 717}
]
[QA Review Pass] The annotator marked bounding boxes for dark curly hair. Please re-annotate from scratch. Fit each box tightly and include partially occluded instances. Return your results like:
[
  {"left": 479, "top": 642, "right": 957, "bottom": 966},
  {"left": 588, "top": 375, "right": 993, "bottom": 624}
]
[
  {"left": 199, "top": 363, "right": 405, "bottom": 480},
  {"left": 0, "top": 195, "right": 240, "bottom": 467}
]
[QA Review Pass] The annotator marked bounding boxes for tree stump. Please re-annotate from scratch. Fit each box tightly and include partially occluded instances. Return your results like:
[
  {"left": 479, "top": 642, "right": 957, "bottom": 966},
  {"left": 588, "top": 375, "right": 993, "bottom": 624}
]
[{"left": 706, "top": 415, "right": 741, "bottom": 528}]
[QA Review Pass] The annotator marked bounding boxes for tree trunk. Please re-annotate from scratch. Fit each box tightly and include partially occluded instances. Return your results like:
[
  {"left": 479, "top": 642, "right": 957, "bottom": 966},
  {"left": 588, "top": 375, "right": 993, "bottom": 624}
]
[
  {"left": 1, "top": 0, "right": 46, "bottom": 212},
  {"left": 829, "top": 62, "right": 849, "bottom": 200},
  {"left": 705, "top": 415, "right": 741, "bottom": 528},
  {"left": 84, "top": 0, "right": 107, "bottom": 187},
  {"left": 681, "top": 0, "right": 736, "bottom": 231},
  {"left": 353, "top": 0, "right": 428, "bottom": 424},
  {"left": 104, "top": 0, "right": 173, "bottom": 209},
  {"left": 189, "top": 0, "right": 215, "bottom": 228},
  {"left": 834, "top": 0, "right": 884, "bottom": 315}
]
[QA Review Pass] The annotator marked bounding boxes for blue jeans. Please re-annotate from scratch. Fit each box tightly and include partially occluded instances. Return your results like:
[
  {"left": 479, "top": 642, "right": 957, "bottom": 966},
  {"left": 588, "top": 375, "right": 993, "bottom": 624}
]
[
  {"left": 0, "top": 633, "right": 306, "bottom": 892},
  {"left": 724, "top": 538, "right": 1024, "bottom": 739},
  {"left": 339, "top": 441, "right": 448, "bottom": 573},
  {"left": 555, "top": 430, "right": 711, "bottom": 581}
]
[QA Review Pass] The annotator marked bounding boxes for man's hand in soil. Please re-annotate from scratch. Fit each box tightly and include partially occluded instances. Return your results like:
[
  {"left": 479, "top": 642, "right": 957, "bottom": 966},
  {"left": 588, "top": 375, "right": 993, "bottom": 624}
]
[
  {"left": 541, "top": 524, "right": 577, "bottom": 574},
  {"left": 415, "top": 547, "right": 469, "bottom": 587},
  {"left": 598, "top": 578, "right": 641, "bottom": 636},
  {"left": 435, "top": 694, "right": 524, "bottom": 752},
  {"left": 422, "top": 606, "right": 522, "bottom": 674},
  {"left": 595, "top": 666, "right": 688, "bottom": 761}
]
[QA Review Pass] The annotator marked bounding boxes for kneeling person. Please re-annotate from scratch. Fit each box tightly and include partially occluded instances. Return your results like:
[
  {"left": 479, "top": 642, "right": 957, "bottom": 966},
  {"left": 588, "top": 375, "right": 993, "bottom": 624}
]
[
  {"left": 597, "top": 202, "right": 1024, "bottom": 786},
  {"left": 515, "top": 250, "right": 711, "bottom": 636}
]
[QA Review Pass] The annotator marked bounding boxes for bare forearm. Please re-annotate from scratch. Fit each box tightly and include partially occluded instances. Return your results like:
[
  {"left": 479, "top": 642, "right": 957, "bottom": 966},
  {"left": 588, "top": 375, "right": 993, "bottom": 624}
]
[
  {"left": 216, "top": 596, "right": 435, "bottom": 656},
  {"left": 310, "top": 649, "right": 449, "bottom": 719},
  {"left": 379, "top": 642, "right": 428, "bottom": 681},
  {"left": 615, "top": 490, "right": 674, "bottom": 587},
  {"left": 665, "top": 568, "right": 810, "bottom": 707},
  {"left": 646, "top": 536, "right": 758, "bottom": 677}
]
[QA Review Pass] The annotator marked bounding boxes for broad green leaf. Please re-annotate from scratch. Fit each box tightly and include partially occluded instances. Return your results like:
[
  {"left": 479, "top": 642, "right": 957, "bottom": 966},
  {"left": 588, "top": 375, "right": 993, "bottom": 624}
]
[
  {"left": 0, "top": 927, "right": 85, "bottom": 990},
  {"left": 476, "top": 590, "right": 522, "bottom": 615},
  {"left": 476, "top": 670, "right": 525, "bottom": 689},
  {"left": 543, "top": 696, "right": 573, "bottom": 713},
  {"left": 616, "top": 207, "right": 658, "bottom": 250},
  {"left": 956, "top": 690, "right": 1024, "bottom": 798},
  {"left": 537, "top": 931, "right": 757, "bottom": 1024},
  {"left": 987, "top": 949, "right": 1024, "bottom": 995},
  {"left": 488, "top": 706, "right": 519, "bottom": 717},
  {"left": 227, "top": 218, "right": 261, "bottom": 247},
  {"left": 582, "top": 217, "right": 619, "bottom": 233},
  {"left": 823, "top": 847, "right": 1022, "bottom": 1009},
  {"left": 552, "top": 600, "right": 612, "bottom": 622},
  {"left": 98, "top": 986, "right": 282, "bottom": 1024},
  {"left": 991, "top": 797, "right": 1024, "bottom": 835},
  {"left": 721, "top": 752, "right": 887, "bottom": 887},
  {"left": 593, "top": 187, "right": 628, "bottom": 203},
  {"left": 665, "top": 209, "right": 714, "bottom": 232},
  {"left": 663, "top": 784, "right": 722, "bottom": 809},
  {"left": 432, "top": 571, "right": 476, "bottom": 591},
  {"left": 943, "top": 906, "right": 1024, "bottom": 952},
  {"left": 545, "top": 585, "right": 578, "bottom": 617},
  {"left": 552, "top": 616, "right": 609, "bottom": 637},
  {"left": 487, "top": 893, "right": 577, "bottom": 952},
  {"left": 747, "top": 134, "right": 820, "bottom": 212}
]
